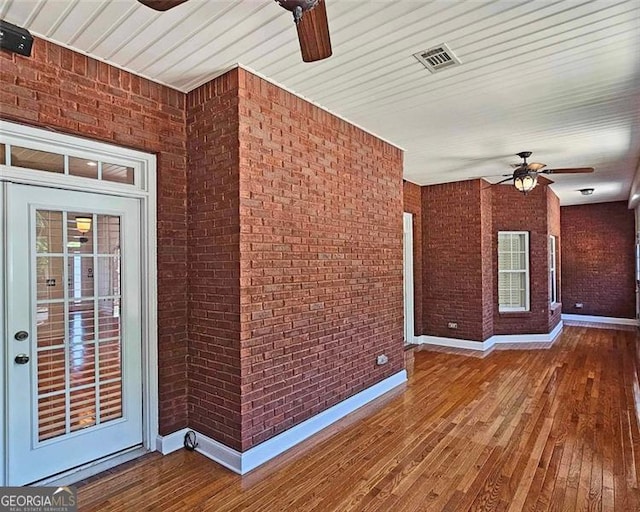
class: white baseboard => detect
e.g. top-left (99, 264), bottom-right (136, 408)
top-left (155, 370), bottom-right (407, 475)
top-left (491, 320), bottom-right (564, 345)
top-left (156, 427), bottom-right (190, 455)
top-left (561, 314), bottom-right (638, 327)
top-left (414, 321), bottom-right (563, 353)
top-left (414, 334), bottom-right (491, 352)
top-left (195, 433), bottom-right (243, 473)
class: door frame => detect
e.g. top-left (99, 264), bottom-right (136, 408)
top-left (0, 120), bottom-right (158, 486)
top-left (403, 212), bottom-right (415, 344)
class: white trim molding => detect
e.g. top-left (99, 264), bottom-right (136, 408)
top-left (156, 370), bottom-right (407, 475)
top-left (414, 321), bottom-right (564, 354)
top-left (156, 428), bottom-right (190, 456)
top-left (403, 213), bottom-right (414, 344)
top-left (0, 120), bottom-right (158, 486)
top-left (562, 314), bottom-right (638, 327)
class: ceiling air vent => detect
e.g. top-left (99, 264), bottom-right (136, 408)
top-left (414, 43), bottom-right (461, 73)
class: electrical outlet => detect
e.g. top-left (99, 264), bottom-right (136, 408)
top-left (376, 354), bottom-right (388, 366)
top-left (575, 303), bottom-right (583, 309)
top-left (448, 322), bottom-right (458, 329)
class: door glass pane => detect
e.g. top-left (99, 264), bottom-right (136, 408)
top-left (67, 213), bottom-right (94, 254)
top-left (11, 146), bottom-right (64, 173)
top-left (35, 208), bottom-right (124, 442)
top-left (37, 302), bottom-right (65, 348)
top-left (69, 301), bottom-right (95, 344)
top-left (97, 257), bottom-right (120, 296)
top-left (69, 342), bottom-right (96, 387)
top-left (98, 298), bottom-right (120, 340)
top-left (37, 348), bottom-right (65, 394)
top-left (36, 211), bottom-right (63, 253)
top-left (37, 256), bottom-right (64, 300)
top-left (100, 380), bottom-right (122, 422)
top-left (0, 143), bottom-right (5, 164)
top-left (99, 340), bottom-right (121, 380)
top-left (97, 216), bottom-right (120, 254)
top-left (67, 256), bottom-right (95, 298)
top-left (70, 387), bottom-right (96, 432)
top-left (38, 394), bottom-right (66, 441)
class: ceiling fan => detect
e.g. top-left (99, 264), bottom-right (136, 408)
top-left (137, 0), bottom-right (332, 62)
top-left (496, 151), bottom-right (594, 194)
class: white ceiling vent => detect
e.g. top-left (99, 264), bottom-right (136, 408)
top-left (414, 44), bottom-right (461, 73)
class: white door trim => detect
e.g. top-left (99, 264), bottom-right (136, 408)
top-left (0, 121), bottom-right (158, 486)
top-left (0, 183), bottom-right (6, 487)
top-left (403, 212), bottom-right (415, 344)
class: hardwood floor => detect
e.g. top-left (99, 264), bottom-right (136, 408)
top-left (78, 326), bottom-right (640, 511)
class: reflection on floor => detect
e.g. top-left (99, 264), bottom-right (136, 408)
top-left (78, 326), bottom-right (640, 511)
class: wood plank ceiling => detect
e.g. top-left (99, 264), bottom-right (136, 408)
top-left (2, 0), bottom-right (639, 206)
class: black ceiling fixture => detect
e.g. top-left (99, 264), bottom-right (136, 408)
top-left (496, 151), bottom-right (594, 195)
top-left (137, 0), bottom-right (332, 63)
top-left (0, 19), bottom-right (34, 57)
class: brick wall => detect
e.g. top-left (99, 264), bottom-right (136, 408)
top-left (186, 71), bottom-right (242, 449)
top-left (416, 179), bottom-right (560, 341)
top-left (403, 181), bottom-right (423, 335)
top-left (492, 182), bottom-right (558, 335)
top-left (561, 201), bottom-right (635, 318)
top-left (421, 180), bottom-right (488, 341)
top-left (237, 69), bottom-right (404, 450)
top-left (0, 38), bottom-right (189, 435)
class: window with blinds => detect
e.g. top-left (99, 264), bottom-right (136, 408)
top-left (498, 231), bottom-right (530, 311)
top-left (549, 235), bottom-right (558, 304)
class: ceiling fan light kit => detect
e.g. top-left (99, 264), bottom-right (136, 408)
top-left (499, 151), bottom-right (594, 196)
top-left (514, 170), bottom-right (538, 194)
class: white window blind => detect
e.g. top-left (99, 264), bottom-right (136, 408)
top-left (498, 231), bottom-right (530, 311)
top-left (549, 235), bottom-right (558, 304)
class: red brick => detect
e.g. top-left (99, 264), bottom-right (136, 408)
top-left (1, 37), bottom-right (188, 435)
top-left (561, 201), bottom-right (634, 318)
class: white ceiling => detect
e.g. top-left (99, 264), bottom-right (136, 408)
top-left (2, 0), bottom-right (639, 206)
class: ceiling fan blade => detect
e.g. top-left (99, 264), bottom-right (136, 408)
top-left (296, 0), bottom-right (332, 62)
top-left (542, 167), bottom-right (594, 174)
top-left (495, 177), bottom-right (513, 185)
top-left (510, 163), bottom-right (522, 169)
top-left (137, 0), bottom-right (189, 11)
top-left (526, 162), bottom-right (546, 171)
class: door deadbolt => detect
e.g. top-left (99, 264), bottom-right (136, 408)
top-left (14, 331), bottom-right (28, 341)
top-left (14, 354), bottom-right (30, 364)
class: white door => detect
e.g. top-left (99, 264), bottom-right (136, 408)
top-left (403, 213), bottom-right (414, 344)
top-left (5, 183), bottom-right (143, 485)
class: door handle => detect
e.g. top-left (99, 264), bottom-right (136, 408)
top-left (14, 354), bottom-right (30, 364)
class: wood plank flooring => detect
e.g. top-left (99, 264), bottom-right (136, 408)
top-left (78, 326), bottom-right (640, 511)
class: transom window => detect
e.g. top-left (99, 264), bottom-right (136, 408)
top-left (498, 231), bottom-right (530, 312)
top-left (0, 138), bottom-right (142, 189)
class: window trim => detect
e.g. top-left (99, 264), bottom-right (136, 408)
top-left (549, 235), bottom-right (559, 305)
top-left (498, 231), bottom-right (530, 312)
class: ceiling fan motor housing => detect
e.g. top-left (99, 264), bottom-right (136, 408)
top-left (276, 0), bottom-right (320, 12)
top-left (276, 0), bottom-right (320, 21)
